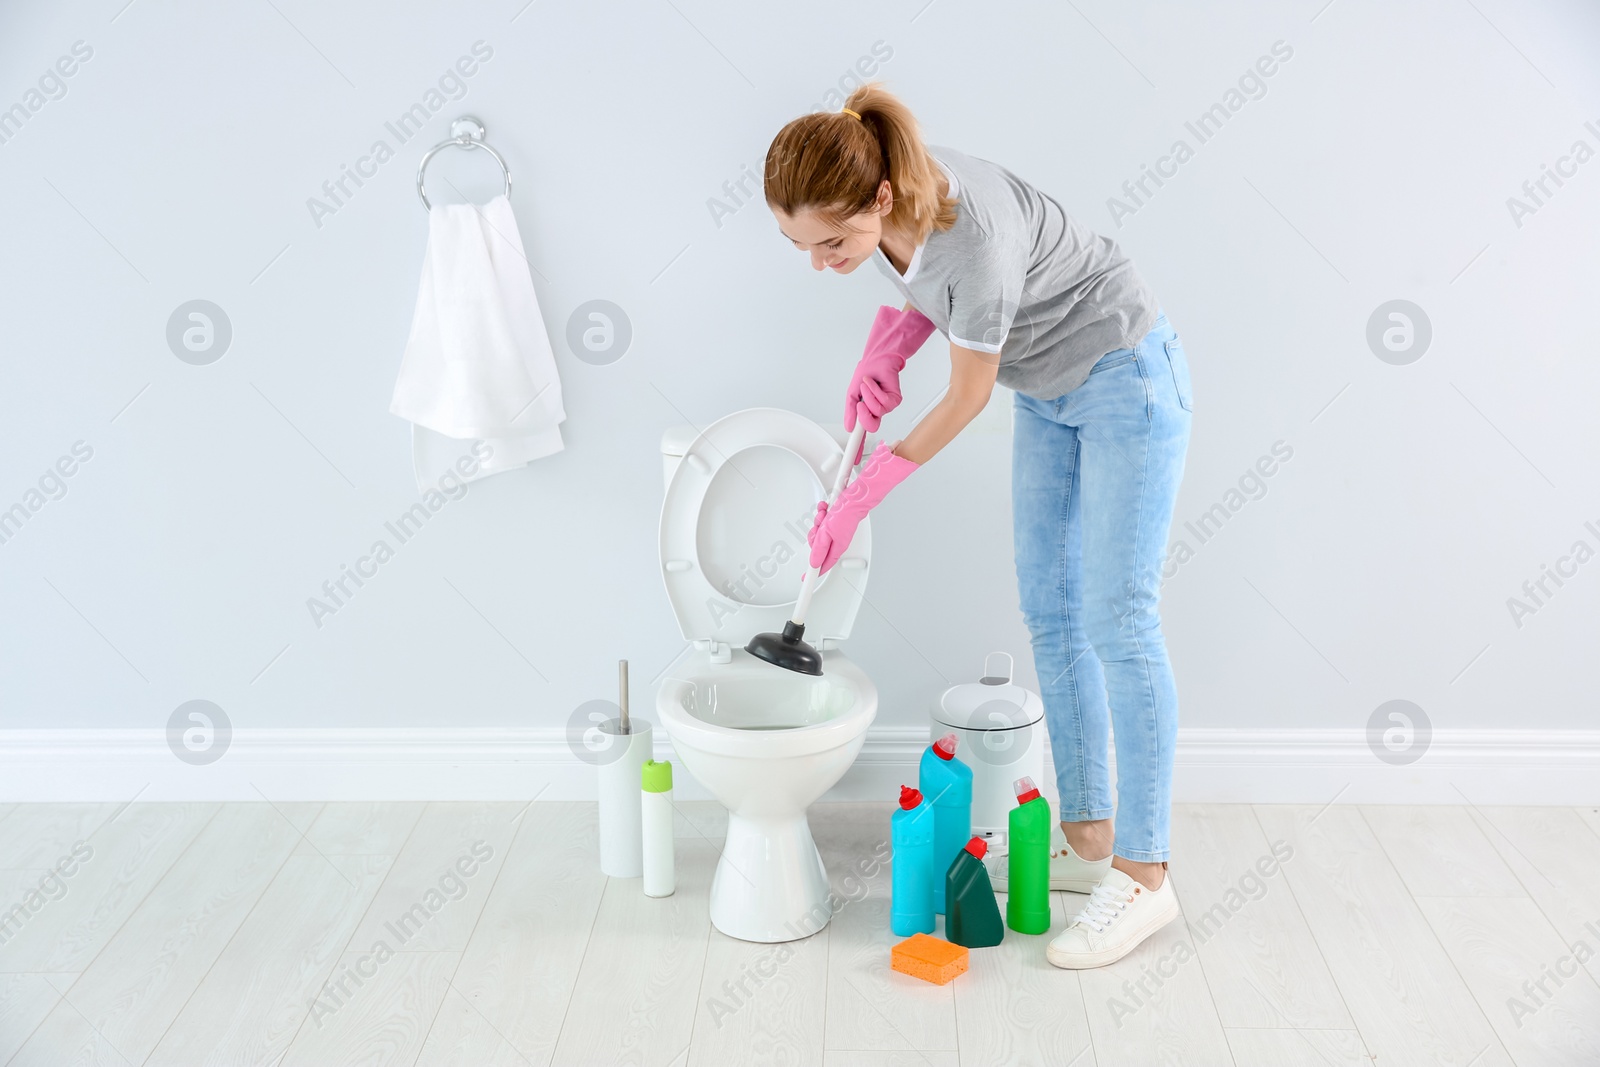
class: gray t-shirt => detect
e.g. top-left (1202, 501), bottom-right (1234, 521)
top-left (871, 144), bottom-right (1161, 401)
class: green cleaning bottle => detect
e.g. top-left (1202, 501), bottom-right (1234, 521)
top-left (944, 836), bottom-right (1004, 948)
top-left (1006, 776), bottom-right (1051, 934)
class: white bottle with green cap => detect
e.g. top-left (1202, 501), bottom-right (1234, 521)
top-left (641, 759), bottom-right (675, 897)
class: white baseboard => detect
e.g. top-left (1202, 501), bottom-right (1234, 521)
top-left (1, 726), bottom-right (1595, 805)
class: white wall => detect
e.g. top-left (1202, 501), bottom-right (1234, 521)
top-left (2, 0), bottom-right (1598, 796)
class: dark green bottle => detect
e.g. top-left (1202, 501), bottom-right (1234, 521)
top-left (944, 836), bottom-right (1004, 948)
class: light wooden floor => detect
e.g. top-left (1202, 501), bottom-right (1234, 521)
top-left (0, 800), bottom-right (1597, 1066)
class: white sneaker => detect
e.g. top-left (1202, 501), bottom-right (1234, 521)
top-left (983, 826), bottom-right (1113, 893)
top-left (1045, 864), bottom-right (1180, 969)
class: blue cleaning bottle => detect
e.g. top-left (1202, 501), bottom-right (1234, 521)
top-left (890, 784), bottom-right (936, 936)
top-left (918, 731), bottom-right (973, 914)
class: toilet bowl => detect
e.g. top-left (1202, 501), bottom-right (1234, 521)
top-left (657, 408), bottom-right (879, 943)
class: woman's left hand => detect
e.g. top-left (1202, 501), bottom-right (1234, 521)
top-left (806, 441), bottom-right (919, 573)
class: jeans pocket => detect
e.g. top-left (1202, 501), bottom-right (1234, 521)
top-left (1089, 351), bottom-right (1136, 375)
top-left (1163, 336), bottom-right (1193, 411)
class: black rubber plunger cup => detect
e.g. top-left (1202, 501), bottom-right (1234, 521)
top-left (745, 420), bottom-right (869, 677)
top-left (744, 619), bottom-right (822, 676)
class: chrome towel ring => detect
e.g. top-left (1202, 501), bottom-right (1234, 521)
top-left (415, 115), bottom-right (511, 211)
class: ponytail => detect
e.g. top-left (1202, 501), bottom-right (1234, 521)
top-left (763, 82), bottom-right (957, 244)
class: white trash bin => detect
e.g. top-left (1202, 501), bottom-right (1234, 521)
top-left (930, 652), bottom-right (1046, 842)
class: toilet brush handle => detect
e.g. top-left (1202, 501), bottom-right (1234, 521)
top-left (618, 659), bottom-right (630, 734)
top-left (790, 420), bottom-right (869, 626)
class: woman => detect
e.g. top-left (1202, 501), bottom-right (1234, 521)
top-left (764, 84), bottom-right (1193, 969)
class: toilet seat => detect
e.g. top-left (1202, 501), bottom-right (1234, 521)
top-left (659, 408), bottom-right (871, 647)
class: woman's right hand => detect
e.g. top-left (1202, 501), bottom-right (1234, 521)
top-left (844, 305), bottom-right (938, 433)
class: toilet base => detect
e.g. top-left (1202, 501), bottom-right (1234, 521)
top-left (710, 810), bottom-right (834, 943)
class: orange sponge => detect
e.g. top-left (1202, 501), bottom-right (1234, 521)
top-left (891, 932), bottom-right (969, 985)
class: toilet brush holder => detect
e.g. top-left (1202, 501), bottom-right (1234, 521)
top-left (597, 719), bottom-right (653, 878)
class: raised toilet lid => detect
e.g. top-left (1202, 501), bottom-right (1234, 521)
top-left (659, 408), bottom-right (871, 646)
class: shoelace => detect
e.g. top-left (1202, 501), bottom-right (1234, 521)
top-left (1071, 882), bottom-right (1134, 933)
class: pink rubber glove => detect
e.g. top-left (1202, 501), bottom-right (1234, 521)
top-left (807, 441), bottom-right (920, 574)
top-left (844, 305), bottom-right (939, 435)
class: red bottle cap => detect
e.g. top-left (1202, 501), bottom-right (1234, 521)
top-left (898, 784), bottom-right (923, 810)
top-left (963, 836), bottom-right (987, 860)
top-left (931, 732), bottom-right (959, 760)
top-left (1014, 775), bottom-right (1041, 805)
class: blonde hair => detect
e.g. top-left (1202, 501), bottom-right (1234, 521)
top-left (763, 82), bottom-right (957, 245)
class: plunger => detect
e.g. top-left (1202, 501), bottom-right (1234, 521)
top-left (744, 417), bottom-right (870, 676)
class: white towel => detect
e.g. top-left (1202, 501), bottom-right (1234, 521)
top-left (391, 193), bottom-right (565, 491)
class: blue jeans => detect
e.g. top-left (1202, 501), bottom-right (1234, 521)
top-left (1011, 310), bottom-right (1192, 863)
